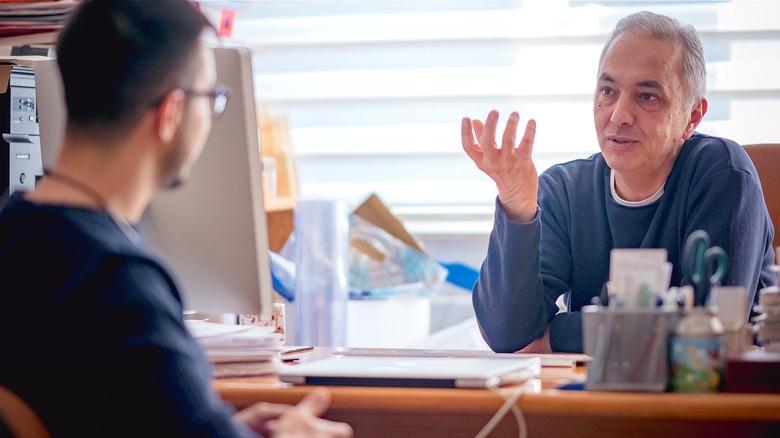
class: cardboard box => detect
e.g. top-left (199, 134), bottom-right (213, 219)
top-left (352, 193), bottom-right (427, 255)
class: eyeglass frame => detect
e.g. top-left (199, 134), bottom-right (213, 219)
top-left (181, 83), bottom-right (232, 120)
top-left (150, 82), bottom-right (232, 121)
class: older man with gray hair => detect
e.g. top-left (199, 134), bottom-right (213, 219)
top-left (462, 11), bottom-right (776, 353)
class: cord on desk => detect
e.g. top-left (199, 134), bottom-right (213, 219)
top-left (475, 379), bottom-right (533, 438)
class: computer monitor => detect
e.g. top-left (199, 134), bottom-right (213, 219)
top-left (34, 57), bottom-right (65, 172)
top-left (139, 46), bottom-right (274, 318)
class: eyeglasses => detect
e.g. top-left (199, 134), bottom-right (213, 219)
top-left (182, 83), bottom-right (232, 121)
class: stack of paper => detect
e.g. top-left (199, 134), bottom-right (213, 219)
top-left (608, 249), bottom-right (671, 308)
top-left (0, 0), bottom-right (78, 44)
top-left (185, 320), bottom-right (284, 377)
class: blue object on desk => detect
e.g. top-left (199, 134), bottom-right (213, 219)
top-left (269, 251), bottom-right (295, 301)
top-left (682, 230), bottom-right (728, 306)
top-left (271, 269), bottom-right (293, 301)
top-left (556, 381), bottom-right (585, 390)
top-left (439, 261), bottom-right (480, 291)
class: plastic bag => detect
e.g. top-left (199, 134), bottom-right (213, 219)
top-left (348, 215), bottom-right (448, 299)
top-left (272, 213), bottom-right (448, 301)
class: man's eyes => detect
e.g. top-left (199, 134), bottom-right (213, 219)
top-left (597, 88), bottom-right (661, 107)
top-left (639, 92), bottom-right (658, 101)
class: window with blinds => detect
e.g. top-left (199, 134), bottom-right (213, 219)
top-left (201, 0), bottom-right (780, 252)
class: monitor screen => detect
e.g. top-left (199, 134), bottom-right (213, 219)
top-left (139, 46), bottom-right (274, 318)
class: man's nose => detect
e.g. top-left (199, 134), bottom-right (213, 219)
top-left (610, 94), bottom-right (635, 127)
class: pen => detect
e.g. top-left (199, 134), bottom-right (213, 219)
top-left (281, 346), bottom-right (314, 356)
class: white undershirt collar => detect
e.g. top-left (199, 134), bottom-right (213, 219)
top-left (610, 169), bottom-right (665, 207)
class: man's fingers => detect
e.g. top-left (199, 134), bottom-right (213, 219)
top-left (479, 110), bottom-right (499, 151)
top-left (461, 117), bottom-right (477, 150)
top-left (472, 119), bottom-right (485, 141)
top-left (233, 401), bottom-right (290, 435)
top-left (519, 119), bottom-right (537, 158)
top-left (294, 387), bottom-right (332, 417)
top-left (245, 402), bottom-right (288, 418)
top-left (502, 112), bottom-right (520, 151)
top-left (313, 418), bottom-right (354, 437)
top-left (266, 416), bottom-right (354, 438)
top-left (462, 111), bottom-right (529, 169)
top-left (461, 118), bottom-right (485, 165)
top-left (265, 388), bottom-right (354, 438)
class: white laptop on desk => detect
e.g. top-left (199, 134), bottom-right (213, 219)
top-left (333, 347), bottom-right (588, 368)
top-left (277, 355), bottom-right (541, 388)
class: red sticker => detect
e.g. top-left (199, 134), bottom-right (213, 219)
top-left (218, 9), bottom-right (235, 38)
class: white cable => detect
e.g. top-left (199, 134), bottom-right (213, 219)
top-left (475, 380), bottom-right (531, 438)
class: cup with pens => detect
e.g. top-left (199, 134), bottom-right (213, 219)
top-left (582, 248), bottom-right (680, 392)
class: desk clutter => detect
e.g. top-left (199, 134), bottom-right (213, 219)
top-left (583, 306), bottom-right (677, 392)
top-left (725, 277), bottom-right (780, 393)
top-left (752, 275), bottom-right (780, 350)
top-left (185, 320), bottom-right (283, 378)
top-left (272, 194), bottom-right (450, 348)
top-left (583, 240), bottom-right (780, 394)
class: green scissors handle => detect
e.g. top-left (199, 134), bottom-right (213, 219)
top-left (682, 230), bottom-right (729, 306)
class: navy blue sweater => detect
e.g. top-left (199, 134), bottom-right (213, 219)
top-left (473, 133), bottom-right (776, 353)
top-left (0, 197), bottom-right (256, 437)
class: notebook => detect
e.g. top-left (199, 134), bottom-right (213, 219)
top-left (278, 355), bottom-right (541, 388)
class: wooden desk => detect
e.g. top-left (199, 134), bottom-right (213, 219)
top-left (214, 352), bottom-right (780, 438)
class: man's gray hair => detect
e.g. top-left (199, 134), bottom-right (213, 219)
top-left (598, 11), bottom-right (706, 109)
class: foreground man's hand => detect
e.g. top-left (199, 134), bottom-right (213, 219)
top-left (235, 387), bottom-right (353, 437)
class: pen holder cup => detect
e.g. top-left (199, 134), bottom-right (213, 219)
top-left (582, 305), bottom-right (679, 392)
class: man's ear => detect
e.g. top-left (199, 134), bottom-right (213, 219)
top-left (155, 89), bottom-right (186, 143)
top-left (683, 98), bottom-right (708, 140)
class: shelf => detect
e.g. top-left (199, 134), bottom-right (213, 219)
top-left (264, 196), bottom-right (295, 212)
top-left (265, 197), bottom-right (295, 253)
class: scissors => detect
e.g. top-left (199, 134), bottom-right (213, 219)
top-left (682, 230), bottom-right (729, 306)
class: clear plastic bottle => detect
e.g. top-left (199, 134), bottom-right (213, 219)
top-left (669, 307), bottom-right (724, 392)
